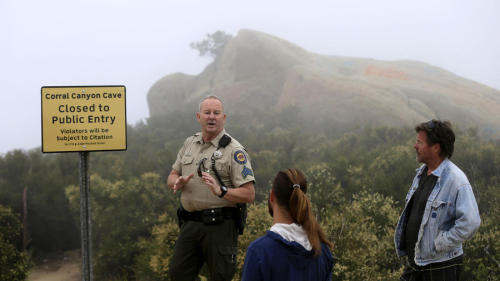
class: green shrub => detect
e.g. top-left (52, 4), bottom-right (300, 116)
top-left (0, 205), bottom-right (28, 281)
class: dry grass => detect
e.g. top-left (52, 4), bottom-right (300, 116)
top-left (28, 250), bottom-right (81, 281)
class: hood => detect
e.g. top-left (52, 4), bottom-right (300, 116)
top-left (268, 224), bottom-right (316, 269)
top-left (270, 223), bottom-right (312, 250)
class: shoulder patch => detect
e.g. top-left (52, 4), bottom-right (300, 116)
top-left (234, 150), bottom-right (247, 164)
top-left (242, 166), bottom-right (254, 178)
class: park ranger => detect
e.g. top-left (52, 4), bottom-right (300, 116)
top-left (167, 95), bottom-right (255, 281)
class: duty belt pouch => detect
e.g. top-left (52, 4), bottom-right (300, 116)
top-left (235, 203), bottom-right (247, 235)
top-left (202, 208), bottom-right (224, 225)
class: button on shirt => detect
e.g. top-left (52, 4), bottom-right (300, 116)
top-left (172, 129), bottom-right (255, 212)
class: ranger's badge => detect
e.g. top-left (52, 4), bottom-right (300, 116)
top-left (213, 150), bottom-right (223, 159)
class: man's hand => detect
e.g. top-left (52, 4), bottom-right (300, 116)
top-left (173, 173), bottom-right (194, 193)
top-left (200, 172), bottom-right (255, 203)
top-left (201, 172), bottom-right (221, 197)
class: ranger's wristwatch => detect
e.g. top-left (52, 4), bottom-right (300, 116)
top-left (219, 185), bottom-right (228, 198)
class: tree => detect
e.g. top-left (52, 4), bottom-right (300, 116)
top-left (190, 31), bottom-right (232, 59)
top-left (65, 172), bottom-right (177, 280)
top-left (0, 149), bottom-right (79, 255)
top-left (305, 163), bottom-right (344, 221)
top-left (0, 205), bottom-right (28, 281)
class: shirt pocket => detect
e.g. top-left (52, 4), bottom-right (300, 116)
top-left (182, 156), bottom-right (194, 165)
top-left (429, 200), bottom-right (449, 235)
top-left (421, 200), bottom-right (447, 257)
top-left (214, 161), bottom-right (230, 180)
top-left (430, 200), bottom-right (447, 219)
top-left (180, 156), bottom-right (194, 174)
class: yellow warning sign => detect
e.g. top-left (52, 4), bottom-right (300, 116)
top-left (41, 86), bottom-right (127, 152)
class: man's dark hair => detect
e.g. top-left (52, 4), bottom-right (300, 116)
top-left (415, 119), bottom-right (455, 158)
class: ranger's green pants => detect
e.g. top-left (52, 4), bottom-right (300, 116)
top-left (169, 219), bottom-right (238, 281)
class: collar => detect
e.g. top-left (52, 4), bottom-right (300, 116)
top-left (195, 129), bottom-right (227, 147)
top-left (270, 223), bottom-right (312, 251)
top-left (416, 158), bottom-right (450, 178)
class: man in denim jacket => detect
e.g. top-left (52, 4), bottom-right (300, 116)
top-left (394, 120), bottom-right (481, 281)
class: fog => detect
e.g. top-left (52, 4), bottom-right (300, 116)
top-left (1, 0), bottom-right (499, 153)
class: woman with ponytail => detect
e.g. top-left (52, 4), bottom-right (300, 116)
top-left (241, 168), bottom-right (333, 281)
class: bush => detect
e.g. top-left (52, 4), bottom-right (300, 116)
top-left (463, 189), bottom-right (500, 281)
top-left (134, 201), bottom-right (273, 281)
top-left (0, 205), bottom-right (28, 281)
top-left (134, 214), bottom-right (179, 280)
top-left (323, 190), bottom-right (404, 281)
top-left (65, 172), bottom-right (176, 280)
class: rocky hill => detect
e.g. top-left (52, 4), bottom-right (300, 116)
top-left (147, 29), bottom-right (500, 137)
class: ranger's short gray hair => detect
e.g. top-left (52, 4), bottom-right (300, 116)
top-left (198, 95), bottom-right (225, 112)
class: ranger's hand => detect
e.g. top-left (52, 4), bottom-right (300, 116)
top-left (201, 172), bottom-right (221, 197)
top-left (173, 173), bottom-right (194, 193)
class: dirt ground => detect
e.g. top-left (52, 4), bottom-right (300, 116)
top-left (28, 250), bottom-right (81, 281)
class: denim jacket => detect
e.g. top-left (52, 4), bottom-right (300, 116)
top-left (394, 158), bottom-right (481, 266)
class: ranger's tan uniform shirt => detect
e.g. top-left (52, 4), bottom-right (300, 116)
top-left (172, 129), bottom-right (255, 212)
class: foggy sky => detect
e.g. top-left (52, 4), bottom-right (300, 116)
top-left (1, 0), bottom-right (499, 153)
